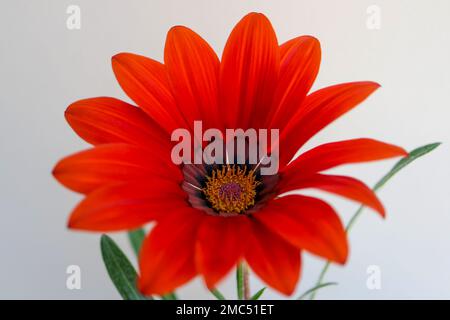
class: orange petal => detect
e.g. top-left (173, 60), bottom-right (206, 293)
top-left (279, 81), bottom-right (381, 166)
top-left (165, 26), bottom-right (220, 130)
top-left (278, 173), bottom-right (385, 216)
top-left (53, 144), bottom-right (181, 194)
top-left (254, 195), bottom-right (348, 264)
top-left (282, 138), bottom-right (408, 178)
top-left (195, 215), bottom-right (250, 288)
top-left (65, 97), bottom-right (170, 148)
top-left (270, 36), bottom-right (321, 128)
top-left (112, 53), bottom-right (188, 133)
top-left (245, 219), bottom-right (301, 295)
top-left (220, 12), bottom-right (279, 129)
top-left (68, 180), bottom-right (187, 232)
top-left (138, 209), bottom-right (204, 295)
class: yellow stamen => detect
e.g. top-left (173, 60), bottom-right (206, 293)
top-left (203, 165), bottom-right (259, 214)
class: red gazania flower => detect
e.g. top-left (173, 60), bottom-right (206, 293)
top-left (53, 12), bottom-right (407, 295)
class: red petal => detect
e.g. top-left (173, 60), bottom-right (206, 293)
top-left (279, 37), bottom-right (300, 58)
top-left (220, 12), bottom-right (279, 129)
top-left (112, 53), bottom-right (188, 133)
top-left (65, 97), bottom-right (170, 148)
top-left (245, 219), bottom-right (301, 295)
top-left (254, 195), bottom-right (348, 264)
top-left (282, 138), bottom-right (407, 178)
top-left (279, 81), bottom-right (381, 166)
top-left (278, 173), bottom-right (385, 216)
top-left (165, 26), bottom-right (220, 130)
top-left (195, 215), bottom-right (250, 288)
top-left (138, 209), bottom-right (204, 295)
top-left (68, 180), bottom-right (187, 232)
top-left (53, 144), bottom-right (181, 194)
top-left (270, 36), bottom-right (321, 128)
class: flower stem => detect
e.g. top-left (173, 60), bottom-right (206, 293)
top-left (309, 143), bottom-right (441, 300)
top-left (236, 263), bottom-right (244, 300)
top-left (243, 263), bottom-right (250, 300)
top-left (309, 261), bottom-right (331, 300)
top-left (236, 262), bottom-right (250, 300)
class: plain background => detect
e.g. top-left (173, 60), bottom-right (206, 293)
top-left (1, 0), bottom-right (449, 299)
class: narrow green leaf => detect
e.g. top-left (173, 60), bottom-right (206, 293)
top-left (128, 228), bottom-right (145, 257)
top-left (346, 142), bottom-right (441, 233)
top-left (310, 143), bottom-right (441, 300)
top-left (298, 282), bottom-right (337, 300)
top-left (250, 287), bottom-right (266, 300)
top-left (236, 263), bottom-right (244, 300)
top-left (162, 292), bottom-right (178, 300)
top-left (100, 235), bottom-right (148, 300)
top-left (210, 288), bottom-right (226, 300)
top-left (373, 142), bottom-right (441, 191)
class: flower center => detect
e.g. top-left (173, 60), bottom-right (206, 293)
top-left (203, 165), bottom-right (259, 214)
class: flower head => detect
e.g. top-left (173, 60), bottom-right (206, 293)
top-left (53, 12), bottom-right (407, 295)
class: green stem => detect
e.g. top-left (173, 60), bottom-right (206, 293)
top-left (309, 262), bottom-right (331, 300)
top-left (237, 262), bottom-right (250, 300)
top-left (236, 263), bottom-right (244, 300)
top-left (243, 263), bottom-right (250, 300)
top-left (309, 206), bottom-right (364, 300)
top-left (309, 142), bottom-right (440, 300)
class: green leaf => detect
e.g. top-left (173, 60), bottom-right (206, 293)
top-left (128, 228), bottom-right (145, 257)
top-left (161, 293), bottom-right (178, 300)
top-left (250, 287), bottom-right (266, 300)
top-left (373, 142), bottom-right (441, 191)
top-left (100, 235), bottom-right (148, 300)
top-left (310, 142), bottom-right (441, 300)
top-left (346, 142), bottom-right (441, 233)
top-left (297, 282), bottom-right (337, 300)
top-left (210, 288), bottom-right (226, 300)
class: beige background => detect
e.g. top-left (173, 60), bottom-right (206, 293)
top-left (0, 0), bottom-right (449, 299)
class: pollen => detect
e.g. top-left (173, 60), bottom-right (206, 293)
top-left (203, 165), bottom-right (259, 214)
